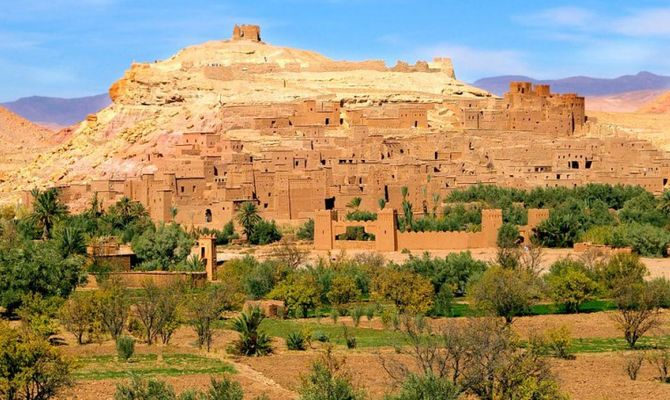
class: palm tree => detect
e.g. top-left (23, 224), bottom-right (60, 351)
top-left (30, 188), bottom-right (68, 240)
top-left (236, 202), bottom-right (261, 240)
top-left (231, 307), bottom-right (272, 356)
top-left (55, 227), bottom-right (86, 258)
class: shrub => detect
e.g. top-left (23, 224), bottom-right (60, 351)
top-left (386, 374), bottom-right (460, 400)
top-left (597, 253), bottom-right (648, 293)
top-left (625, 352), bottom-right (645, 380)
top-left (248, 220), bottom-right (282, 245)
top-left (296, 219), bottom-right (315, 241)
top-left (230, 307), bottom-right (272, 356)
top-left (313, 331), bottom-right (330, 343)
top-left (609, 223), bottom-right (670, 257)
top-left (545, 326), bottom-right (574, 360)
top-left (648, 349), bottom-right (670, 383)
top-left (114, 376), bottom-right (244, 400)
top-left (351, 306), bottom-right (364, 327)
top-left (287, 331), bottom-right (308, 351)
top-left (268, 274), bottom-right (320, 318)
top-left (298, 347), bottom-right (364, 400)
top-left (116, 336), bottom-right (135, 361)
top-left (345, 210), bottom-right (378, 222)
top-left (343, 326), bottom-right (357, 349)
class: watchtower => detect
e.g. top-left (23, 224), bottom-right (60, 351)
top-left (232, 24), bottom-right (261, 42)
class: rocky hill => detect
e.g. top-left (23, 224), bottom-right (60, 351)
top-left (638, 91), bottom-right (670, 113)
top-left (0, 26), bottom-right (490, 197)
top-left (0, 106), bottom-right (63, 182)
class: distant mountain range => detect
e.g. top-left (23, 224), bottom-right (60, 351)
top-left (1, 93), bottom-right (111, 127)
top-left (3, 71), bottom-right (670, 127)
top-left (473, 71), bottom-right (670, 97)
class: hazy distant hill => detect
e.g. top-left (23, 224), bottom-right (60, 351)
top-left (474, 72), bottom-right (670, 97)
top-left (1, 93), bottom-right (111, 127)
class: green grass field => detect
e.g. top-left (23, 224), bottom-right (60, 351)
top-left (74, 353), bottom-right (235, 380)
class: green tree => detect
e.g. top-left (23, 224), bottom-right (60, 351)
top-left (470, 265), bottom-right (541, 324)
top-left (373, 269), bottom-right (433, 314)
top-left (0, 324), bottom-right (72, 400)
top-left (96, 279), bottom-right (130, 340)
top-left (131, 223), bottom-right (195, 271)
top-left (327, 275), bottom-right (361, 313)
top-left (545, 260), bottom-right (600, 313)
top-left (236, 202), bottom-right (261, 240)
top-left (230, 307), bottom-right (273, 356)
top-left (0, 238), bottom-right (86, 313)
top-left (184, 284), bottom-right (241, 352)
top-left (134, 282), bottom-right (180, 345)
top-left (612, 280), bottom-right (663, 348)
top-left (378, 198), bottom-right (387, 210)
top-left (59, 291), bottom-right (98, 344)
top-left (269, 274), bottom-right (321, 318)
top-left (29, 188), bottom-right (68, 240)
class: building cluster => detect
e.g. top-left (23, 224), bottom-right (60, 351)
top-left (36, 77), bottom-right (670, 231)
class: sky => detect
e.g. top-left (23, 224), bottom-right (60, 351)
top-left (1, 0), bottom-right (670, 102)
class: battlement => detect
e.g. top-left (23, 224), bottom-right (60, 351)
top-left (232, 24), bottom-right (261, 42)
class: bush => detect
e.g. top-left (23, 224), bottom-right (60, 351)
top-left (545, 326), bottom-right (574, 360)
top-left (287, 331), bottom-right (308, 351)
top-left (625, 352), bottom-right (644, 380)
top-left (351, 306), bottom-right (364, 327)
top-left (343, 326), bottom-right (357, 349)
top-left (115, 376), bottom-right (244, 400)
top-left (327, 275), bottom-right (361, 313)
top-left (387, 374), bottom-right (460, 400)
top-left (313, 331), bottom-right (330, 343)
top-left (345, 210), bottom-right (378, 222)
top-left (116, 336), bottom-right (135, 361)
top-left (298, 347), bottom-right (364, 400)
top-left (248, 220), bottom-right (282, 245)
top-left (609, 223), bottom-right (670, 257)
top-left (648, 349), bottom-right (670, 383)
top-left (296, 219), bottom-right (315, 241)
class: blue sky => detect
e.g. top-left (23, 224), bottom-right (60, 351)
top-left (2, 0), bottom-right (670, 102)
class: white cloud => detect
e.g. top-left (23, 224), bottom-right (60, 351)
top-left (518, 6), bottom-right (595, 29)
top-left (613, 8), bottom-right (670, 37)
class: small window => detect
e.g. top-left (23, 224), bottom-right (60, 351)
top-left (205, 209), bottom-right (212, 223)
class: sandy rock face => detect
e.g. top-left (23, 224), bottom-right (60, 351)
top-left (109, 39), bottom-right (482, 107)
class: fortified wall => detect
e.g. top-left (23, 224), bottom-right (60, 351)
top-left (313, 208), bottom-right (549, 252)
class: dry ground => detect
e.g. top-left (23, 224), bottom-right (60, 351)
top-left (56, 308), bottom-right (670, 400)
